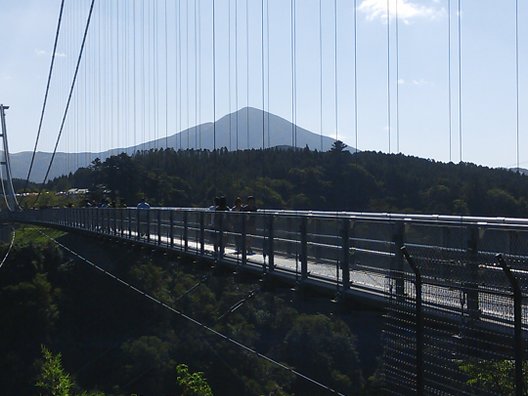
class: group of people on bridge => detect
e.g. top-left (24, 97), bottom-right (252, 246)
top-left (210, 195), bottom-right (258, 257)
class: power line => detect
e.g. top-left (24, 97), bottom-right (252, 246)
top-left (24, 0), bottom-right (66, 191)
top-left (34, 0), bottom-right (97, 206)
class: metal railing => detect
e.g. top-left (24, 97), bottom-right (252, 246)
top-left (11, 207), bottom-right (528, 395)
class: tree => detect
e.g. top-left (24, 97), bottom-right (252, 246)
top-left (35, 345), bottom-right (73, 396)
top-left (330, 140), bottom-right (347, 152)
top-left (176, 364), bottom-right (213, 396)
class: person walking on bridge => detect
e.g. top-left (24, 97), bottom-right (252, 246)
top-left (137, 198), bottom-right (150, 238)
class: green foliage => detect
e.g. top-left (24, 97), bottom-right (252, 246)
top-left (35, 345), bottom-right (73, 396)
top-left (46, 148), bottom-right (528, 216)
top-left (459, 359), bottom-right (528, 395)
top-left (176, 364), bottom-right (213, 396)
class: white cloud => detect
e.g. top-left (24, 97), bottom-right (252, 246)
top-left (358, 0), bottom-right (443, 23)
top-left (35, 49), bottom-right (67, 58)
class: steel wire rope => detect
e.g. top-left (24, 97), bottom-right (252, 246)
top-left (229, 0), bottom-right (233, 151)
top-left (354, 0), bottom-right (358, 153)
top-left (261, 0), bottom-right (265, 150)
top-left (178, 0), bottom-right (182, 150)
top-left (334, 0), bottom-right (338, 143)
top-left (246, 0), bottom-right (249, 149)
top-left (34, 0), bottom-right (97, 207)
top-left (165, 0), bottom-right (169, 150)
top-left (0, 227), bottom-right (16, 271)
top-left (386, 0), bottom-right (391, 153)
top-left (186, 0), bottom-right (190, 149)
top-left (319, 0), bottom-right (323, 151)
top-left (235, 0), bottom-right (239, 150)
top-left (395, 0), bottom-right (400, 153)
top-left (448, 0), bottom-right (452, 162)
top-left (198, 0), bottom-right (202, 149)
top-left (457, 0), bottom-right (462, 162)
top-left (117, 0), bottom-right (121, 152)
top-left (38, 228), bottom-right (347, 396)
top-left (24, 0), bottom-right (66, 192)
top-left (266, 0), bottom-right (270, 149)
top-left (213, 0), bottom-right (217, 193)
top-left (291, 0), bottom-right (296, 148)
top-left (133, 0), bottom-right (137, 153)
top-left (515, 0), bottom-right (520, 171)
top-left (194, 0), bottom-right (198, 150)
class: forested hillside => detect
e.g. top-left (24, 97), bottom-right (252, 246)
top-left (46, 144), bottom-right (528, 217)
top-left (0, 227), bottom-right (377, 395)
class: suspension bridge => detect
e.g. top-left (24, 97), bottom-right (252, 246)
top-left (1, 1), bottom-right (527, 394)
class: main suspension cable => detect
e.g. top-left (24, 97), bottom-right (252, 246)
top-left (24, 0), bottom-right (66, 191)
top-left (34, 0), bottom-right (97, 206)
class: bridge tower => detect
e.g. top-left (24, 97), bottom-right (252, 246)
top-left (0, 105), bottom-right (20, 211)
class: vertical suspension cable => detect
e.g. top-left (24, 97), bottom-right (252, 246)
top-left (235, 0), bottom-right (239, 150)
top-left (386, 0), bottom-right (391, 153)
top-left (334, 0), bottom-right (338, 143)
top-left (178, 0), bottom-right (182, 150)
top-left (354, 0), bottom-right (358, 153)
top-left (291, 0), bottom-right (296, 148)
top-left (319, 0), bottom-right (323, 151)
top-left (165, 0), bottom-right (169, 149)
top-left (25, 0), bottom-right (65, 191)
top-left (213, 0), bottom-right (216, 153)
top-left (266, 0), bottom-right (270, 148)
top-left (35, 0), bottom-right (97, 201)
top-left (448, 0), bottom-right (452, 162)
top-left (457, 0), bottom-right (462, 162)
top-left (133, 0), bottom-right (137, 153)
top-left (198, 0), bottom-right (202, 149)
top-left (515, 0), bottom-right (520, 171)
top-left (194, 0), bottom-right (198, 149)
top-left (261, 0), bottom-right (265, 150)
top-left (229, 0), bottom-right (232, 150)
top-left (246, 0), bottom-right (250, 149)
top-left (186, 0), bottom-right (190, 149)
top-left (395, 0), bottom-right (400, 153)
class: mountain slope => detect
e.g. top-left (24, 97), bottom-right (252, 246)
top-left (11, 107), bottom-right (356, 183)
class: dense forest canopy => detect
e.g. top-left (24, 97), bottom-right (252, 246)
top-left (44, 144), bottom-right (528, 217)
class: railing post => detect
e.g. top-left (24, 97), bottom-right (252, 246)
top-left (127, 208), bottom-right (132, 239)
top-left (120, 208), bottom-right (124, 237)
top-left (341, 219), bottom-right (351, 290)
top-left (300, 217), bottom-right (308, 280)
top-left (199, 211), bottom-right (204, 254)
top-left (146, 209), bottom-right (151, 242)
top-left (401, 246), bottom-right (424, 396)
top-left (170, 210), bottom-right (175, 248)
top-left (183, 211), bottom-right (189, 252)
top-left (392, 222), bottom-right (405, 299)
top-left (157, 209), bottom-right (161, 245)
top-left (466, 226), bottom-right (480, 320)
top-left (267, 215), bottom-right (274, 271)
top-left (496, 254), bottom-right (524, 396)
top-left (241, 213), bottom-right (247, 266)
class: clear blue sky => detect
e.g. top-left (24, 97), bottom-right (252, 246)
top-left (0, 0), bottom-right (526, 168)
